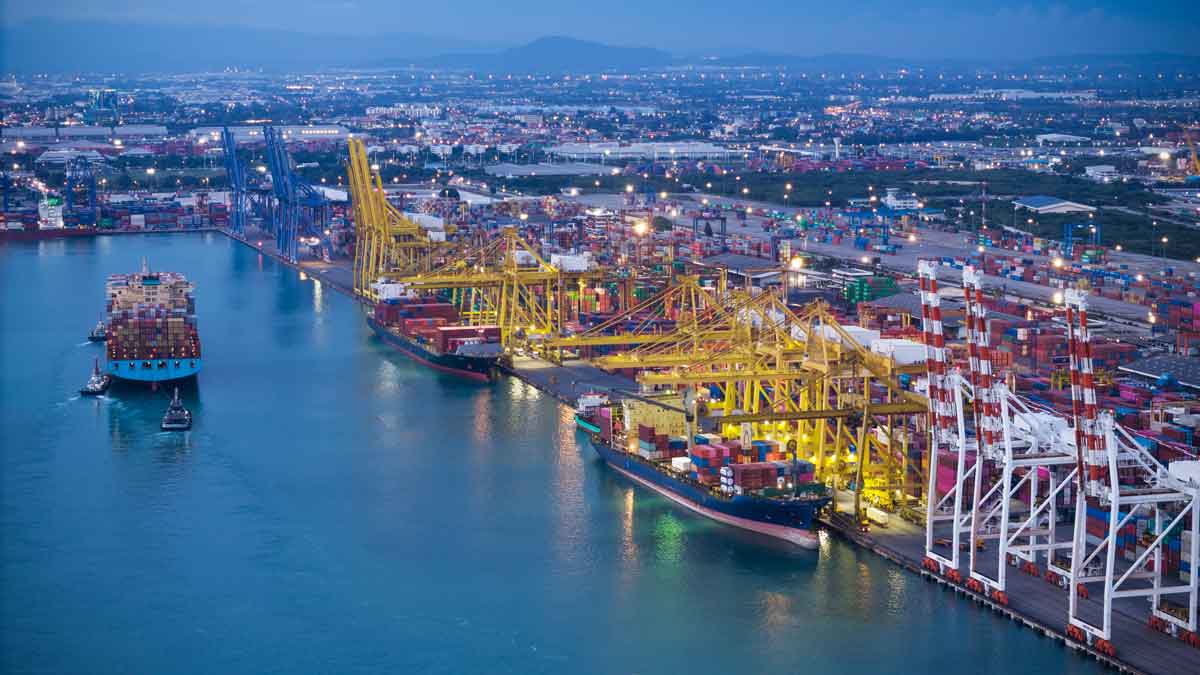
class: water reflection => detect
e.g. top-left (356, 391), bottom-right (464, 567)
top-left (884, 568), bottom-right (908, 616)
top-left (652, 512), bottom-right (683, 567)
top-left (312, 278), bottom-right (323, 315)
top-left (552, 407), bottom-right (587, 569)
top-left (620, 488), bottom-right (638, 565)
top-left (758, 591), bottom-right (794, 637)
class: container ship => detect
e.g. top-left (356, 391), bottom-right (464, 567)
top-left (576, 393), bottom-right (831, 548)
top-left (367, 295), bottom-right (504, 382)
top-left (104, 263), bottom-right (201, 383)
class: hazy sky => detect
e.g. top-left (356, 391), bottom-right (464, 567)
top-left (4, 0), bottom-right (1197, 58)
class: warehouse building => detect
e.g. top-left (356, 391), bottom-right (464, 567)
top-left (547, 141), bottom-right (732, 162)
top-left (188, 125), bottom-right (350, 145)
top-left (1, 125), bottom-right (168, 141)
top-left (1013, 195), bottom-right (1097, 215)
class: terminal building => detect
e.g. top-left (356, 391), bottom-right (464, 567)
top-left (0, 125), bottom-right (168, 142)
top-left (188, 125), bottom-right (350, 145)
top-left (1013, 195), bottom-right (1097, 215)
top-left (547, 141), bottom-right (733, 162)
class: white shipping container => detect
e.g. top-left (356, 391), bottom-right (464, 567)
top-left (374, 282), bottom-right (412, 300)
top-left (671, 457), bottom-right (691, 473)
top-left (1168, 460), bottom-right (1200, 486)
top-left (866, 507), bottom-right (890, 527)
top-left (871, 338), bottom-right (926, 365)
top-left (841, 325), bottom-right (880, 349)
top-left (550, 253), bottom-right (591, 272)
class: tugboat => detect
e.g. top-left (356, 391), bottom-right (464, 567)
top-left (87, 320), bottom-right (107, 342)
top-left (160, 388), bottom-right (192, 431)
top-left (79, 358), bottom-right (112, 396)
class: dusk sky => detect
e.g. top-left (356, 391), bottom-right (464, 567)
top-left (3, 0), bottom-right (1197, 59)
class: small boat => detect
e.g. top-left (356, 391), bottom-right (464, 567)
top-left (79, 358), bottom-right (112, 396)
top-left (87, 320), bottom-right (107, 342)
top-left (160, 388), bottom-right (192, 431)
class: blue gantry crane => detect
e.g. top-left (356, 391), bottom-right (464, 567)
top-left (1062, 220), bottom-right (1100, 259)
top-left (221, 126), bottom-right (247, 235)
top-left (64, 156), bottom-right (98, 226)
top-left (263, 126), bottom-right (330, 262)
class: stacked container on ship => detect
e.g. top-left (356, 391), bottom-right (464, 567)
top-left (104, 262), bottom-right (201, 383)
top-left (576, 393), bottom-right (831, 548)
top-left (367, 284), bottom-right (504, 382)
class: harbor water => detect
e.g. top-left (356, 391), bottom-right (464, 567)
top-left (1, 234), bottom-right (1101, 673)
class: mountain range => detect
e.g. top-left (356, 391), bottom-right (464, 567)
top-left (1, 20), bottom-right (1196, 75)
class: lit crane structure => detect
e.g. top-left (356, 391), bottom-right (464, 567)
top-left (922, 262), bottom-right (1081, 602)
top-left (918, 261), bottom-right (1200, 655)
top-left (64, 156), bottom-right (97, 226)
top-left (588, 288), bottom-right (771, 371)
top-left (1183, 127), bottom-right (1200, 182)
top-left (221, 126), bottom-right (246, 236)
top-left (388, 228), bottom-right (591, 352)
top-left (1063, 288), bottom-right (1199, 656)
top-left (598, 289), bottom-right (928, 515)
top-left (263, 126), bottom-right (330, 263)
top-left (347, 137), bottom-right (454, 300)
top-left (1062, 221), bottom-right (1100, 259)
top-left (543, 275), bottom-right (724, 357)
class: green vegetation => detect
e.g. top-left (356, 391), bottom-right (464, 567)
top-left (489, 168), bottom-right (1165, 212)
top-left (967, 199), bottom-right (1200, 262)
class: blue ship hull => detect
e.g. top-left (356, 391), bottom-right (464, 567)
top-left (107, 358), bottom-right (201, 383)
top-left (583, 433), bottom-right (829, 548)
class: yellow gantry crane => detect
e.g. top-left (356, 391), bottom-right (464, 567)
top-left (347, 138), bottom-right (448, 300)
top-left (389, 228), bottom-right (593, 352)
top-left (543, 275), bottom-right (726, 358)
top-left (601, 291), bottom-right (928, 519)
top-left (1184, 127), bottom-right (1200, 178)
